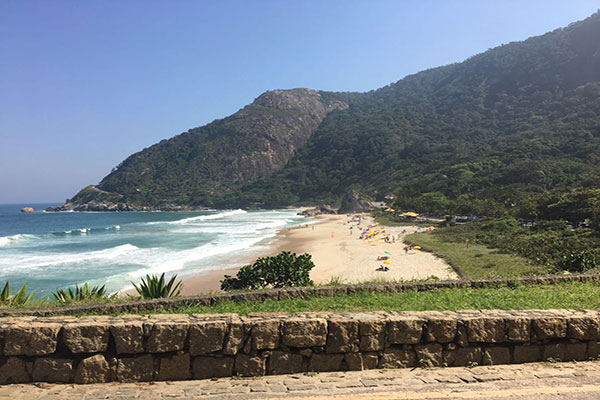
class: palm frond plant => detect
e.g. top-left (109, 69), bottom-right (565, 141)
top-left (0, 281), bottom-right (35, 306)
top-left (132, 273), bottom-right (183, 299)
top-left (52, 283), bottom-right (108, 305)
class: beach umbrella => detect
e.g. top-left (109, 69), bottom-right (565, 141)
top-left (384, 251), bottom-right (392, 256)
top-left (413, 246), bottom-right (422, 250)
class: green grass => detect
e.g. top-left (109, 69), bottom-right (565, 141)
top-left (0, 293), bottom-right (141, 310)
top-left (37, 281), bottom-right (600, 317)
top-left (4, 280), bottom-right (599, 317)
top-left (404, 232), bottom-right (549, 279)
top-left (142, 281), bottom-right (600, 315)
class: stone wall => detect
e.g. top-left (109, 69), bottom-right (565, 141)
top-left (1, 309), bottom-right (600, 384)
top-left (1, 273), bottom-right (599, 317)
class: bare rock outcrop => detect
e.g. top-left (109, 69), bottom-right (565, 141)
top-left (338, 190), bottom-right (372, 214)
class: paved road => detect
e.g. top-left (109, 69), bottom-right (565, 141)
top-left (2, 361), bottom-right (600, 399)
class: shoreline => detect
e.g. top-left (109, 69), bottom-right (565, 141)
top-left (172, 217), bottom-right (326, 296)
top-left (175, 214), bottom-right (458, 296)
top-left (119, 211), bottom-right (320, 297)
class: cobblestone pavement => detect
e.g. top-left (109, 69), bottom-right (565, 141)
top-left (2, 361), bottom-right (600, 399)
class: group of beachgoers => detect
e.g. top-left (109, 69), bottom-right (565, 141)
top-left (343, 213), bottom-right (424, 273)
top-left (344, 212), bottom-right (442, 274)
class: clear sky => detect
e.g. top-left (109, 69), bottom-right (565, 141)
top-left (1, 0), bottom-right (598, 204)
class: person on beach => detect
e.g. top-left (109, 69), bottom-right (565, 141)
top-left (404, 246), bottom-right (409, 254)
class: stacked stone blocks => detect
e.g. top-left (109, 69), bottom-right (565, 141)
top-left (0, 309), bottom-right (599, 384)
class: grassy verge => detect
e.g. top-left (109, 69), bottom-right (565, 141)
top-left (105, 281), bottom-right (600, 316)
top-left (404, 232), bottom-right (549, 279)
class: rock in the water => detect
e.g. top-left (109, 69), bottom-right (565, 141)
top-left (21, 207), bottom-right (34, 213)
top-left (338, 190), bottom-right (372, 214)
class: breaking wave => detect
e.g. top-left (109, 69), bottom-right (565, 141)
top-left (0, 234), bottom-right (37, 247)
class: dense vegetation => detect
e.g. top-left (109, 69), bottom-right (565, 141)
top-left (404, 228), bottom-right (548, 279)
top-left (221, 251), bottom-right (314, 291)
top-left (53, 283), bottom-right (110, 305)
top-left (0, 282), bottom-right (34, 306)
top-left (65, 12), bottom-right (600, 217)
top-left (231, 12), bottom-right (600, 211)
top-left (132, 273), bottom-right (183, 299)
top-left (407, 217), bottom-right (600, 276)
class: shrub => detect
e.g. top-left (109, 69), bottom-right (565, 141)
top-left (132, 273), bottom-right (183, 299)
top-left (52, 283), bottom-right (108, 305)
top-left (221, 251), bottom-right (315, 291)
top-left (556, 249), bottom-right (598, 273)
top-left (0, 281), bottom-right (35, 306)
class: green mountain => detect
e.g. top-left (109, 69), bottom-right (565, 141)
top-left (56, 12), bottom-right (600, 213)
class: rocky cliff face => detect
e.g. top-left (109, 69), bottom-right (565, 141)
top-left (55, 89), bottom-right (347, 210)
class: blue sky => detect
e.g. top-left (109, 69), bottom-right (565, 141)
top-left (1, 0), bottom-right (598, 204)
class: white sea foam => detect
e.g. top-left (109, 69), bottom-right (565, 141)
top-left (126, 234), bottom-right (268, 279)
top-left (152, 209), bottom-right (247, 225)
top-left (0, 243), bottom-right (140, 271)
top-left (0, 234), bottom-right (37, 246)
top-left (170, 218), bottom-right (288, 235)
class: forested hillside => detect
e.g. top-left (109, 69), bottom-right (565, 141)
top-left (60, 12), bottom-right (600, 214)
top-left (226, 12), bottom-right (600, 214)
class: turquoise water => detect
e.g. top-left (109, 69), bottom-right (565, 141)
top-left (0, 204), bottom-right (308, 298)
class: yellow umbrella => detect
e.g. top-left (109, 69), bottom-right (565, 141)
top-left (403, 212), bottom-right (419, 217)
top-left (413, 246), bottom-right (422, 250)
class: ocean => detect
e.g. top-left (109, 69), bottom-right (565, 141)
top-left (0, 204), bottom-right (308, 298)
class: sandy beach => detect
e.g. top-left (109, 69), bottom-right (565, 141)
top-left (175, 214), bottom-right (458, 296)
